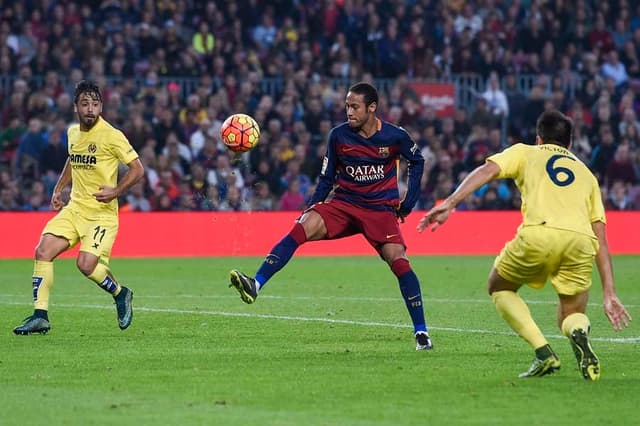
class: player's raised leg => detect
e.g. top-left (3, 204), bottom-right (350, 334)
top-left (488, 269), bottom-right (560, 377)
top-left (13, 234), bottom-right (69, 335)
top-left (229, 211), bottom-right (320, 303)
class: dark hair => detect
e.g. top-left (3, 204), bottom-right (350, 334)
top-left (73, 80), bottom-right (103, 104)
top-left (536, 110), bottom-right (573, 147)
top-left (348, 82), bottom-right (378, 107)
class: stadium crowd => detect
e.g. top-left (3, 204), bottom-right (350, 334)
top-left (1, 0), bottom-right (640, 212)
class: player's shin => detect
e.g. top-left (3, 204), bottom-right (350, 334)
top-left (392, 259), bottom-right (427, 333)
top-left (255, 223), bottom-right (306, 289)
top-left (492, 290), bottom-right (548, 349)
top-left (88, 263), bottom-right (121, 296)
top-left (33, 260), bottom-right (54, 316)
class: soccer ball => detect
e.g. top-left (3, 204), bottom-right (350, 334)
top-left (220, 113), bottom-right (260, 153)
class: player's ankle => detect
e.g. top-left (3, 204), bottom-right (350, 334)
top-left (34, 309), bottom-right (49, 320)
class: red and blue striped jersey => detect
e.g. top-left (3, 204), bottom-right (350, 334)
top-left (309, 119), bottom-right (424, 212)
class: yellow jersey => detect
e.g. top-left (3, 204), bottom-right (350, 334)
top-left (487, 143), bottom-right (605, 238)
top-left (66, 116), bottom-right (138, 216)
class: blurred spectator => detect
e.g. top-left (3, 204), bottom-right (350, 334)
top-left (605, 143), bottom-right (638, 187)
top-left (189, 116), bottom-right (213, 157)
top-left (521, 85), bottom-right (546, 141)
top-left (250, 181), bottom-right (276, 211)
top-left (176, 180), bottom-right (197, 211)
top-left (590, 125), bottom-right (618, 180)
top-left (178, 93), bottom-right (207, 137)
top-left (0, 116), bottom-right (26, 167)
top-left (589, 12), bottom-right (616, 53)
top-left (601, 50), bottom-right (629, 89)
top-left (280, 158), bottom-right (311, 197)
top-left (188, 162), bottom-right (209, 206)
top-left (504, 74), bottom-right (527, 138)
top-left (477, 186), bottom-right (507, 210)
top-left (191, 20), bottom-right (215, 60)
top-left (125, 113), bottom-right (154, 152)
top-left (481, 71), bottom-right (509, 122)
top-left (21, 180), bottom-right (48, 211)
top-left (606, 180), bottom-right (636, 210)
top-left (12, 117), bottom-right (47, 183)
top-left (454, 4), bottom-right (482, 38)
top-left (618, 108), bottom-right (640, 139)
top-left (470, 97), bottom-right (496, 129)
top-left (200, 185), bottom-right (221, 211)
top-left (124, 182), bottom-right (152, 212)
top-left (155, 170), bottom-right (180, 206)
top-left (252, 14), bottom-right (277, 53)
top-left (219, 185), bottom-right (249, 211)
top-left (278, 179), bottom-right (306, 211)
top-left (0, 186), bottom-right (20, 210)
top-left (41, 123), bottom-right (67, 195)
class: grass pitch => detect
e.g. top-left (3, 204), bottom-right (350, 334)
top-left (1, 256), bottom-right (638, 425)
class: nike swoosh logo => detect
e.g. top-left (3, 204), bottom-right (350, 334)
top-left (386, 234), bottom-right (398, 239)
top-left (408, 295), bottom-right (420, 301)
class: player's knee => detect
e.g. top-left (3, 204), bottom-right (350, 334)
top-left (34, 245), bottom-right (49, 261)
top-left (76, 258), bottom-right (97, 276)
top-left (390, 257), bottom-right (411, 277)
top-left (487, 268), bottom-right (520, 295)
top-left (381, 244), bottom-right (406, 265)
top-left (299, 212), bottom-right (326, 241)
top-left (289, 222), bottom-right (308, 244)
top-left (487, 280), bottom-right (503, 296)
top-left (35, 244), bottom-right (56, 261)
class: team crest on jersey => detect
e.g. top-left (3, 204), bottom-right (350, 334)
top-left (378, 147), bottom-right (390, 158)
top-left (88, 143), bottom-right (97, 154)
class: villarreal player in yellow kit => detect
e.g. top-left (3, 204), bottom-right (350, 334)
top-left (13, 80), bottom-right (144, 335)
top-left (419, 110), bottom-right (631, 381)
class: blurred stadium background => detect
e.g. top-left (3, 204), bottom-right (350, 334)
top-left (1, 0), bottom-right (640, 213)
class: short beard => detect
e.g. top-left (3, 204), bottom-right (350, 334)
top-left (80, 115), bottom-right (98, 129)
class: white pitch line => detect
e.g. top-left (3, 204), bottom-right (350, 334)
top-left (0, 293), bottom-right (636, 308)
top-left (1, 300), bottom-right (638, 344)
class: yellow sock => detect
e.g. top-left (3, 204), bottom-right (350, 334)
top-left (561, 313), bottom-right (590, 337)
top-left (492, 290), bottom-right (548, 350)
top-left (33, 260), bottom-right (54, 310)
top-left (88, 263), bottom-right (121, 296)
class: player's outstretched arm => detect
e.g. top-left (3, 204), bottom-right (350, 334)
top-left (93, 158), bottom-right (145, 203)
top-left (418, 161), bottom-right (500, 232)
top-left (592, 220), bottom-right (632, 331)
top-left (51, 158), bottom-right (72, 210)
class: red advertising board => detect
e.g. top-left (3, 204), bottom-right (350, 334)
top-left (410, 82), bottom-right (456, 117)
top-left (0, 211), bottom-right (638, 258)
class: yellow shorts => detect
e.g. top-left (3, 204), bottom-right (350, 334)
top-left (494, 225), bottom-right (598, 295)
top-left (42, 206), bottom-right (119, 264)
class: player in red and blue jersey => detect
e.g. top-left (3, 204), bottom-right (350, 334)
top-left (229, 82), bottom-right (433, 350)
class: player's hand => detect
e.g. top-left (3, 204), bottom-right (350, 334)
top-left (396, 204), bottom-right (410, 223)
top-left (93, 185), bottom-right (120, 203)
top-left (417, 201), bottom-right (453, 233)
top-left (604, 294), bottom-right (632, 331)
top-left (50, 192), bottom-right (65, 211)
